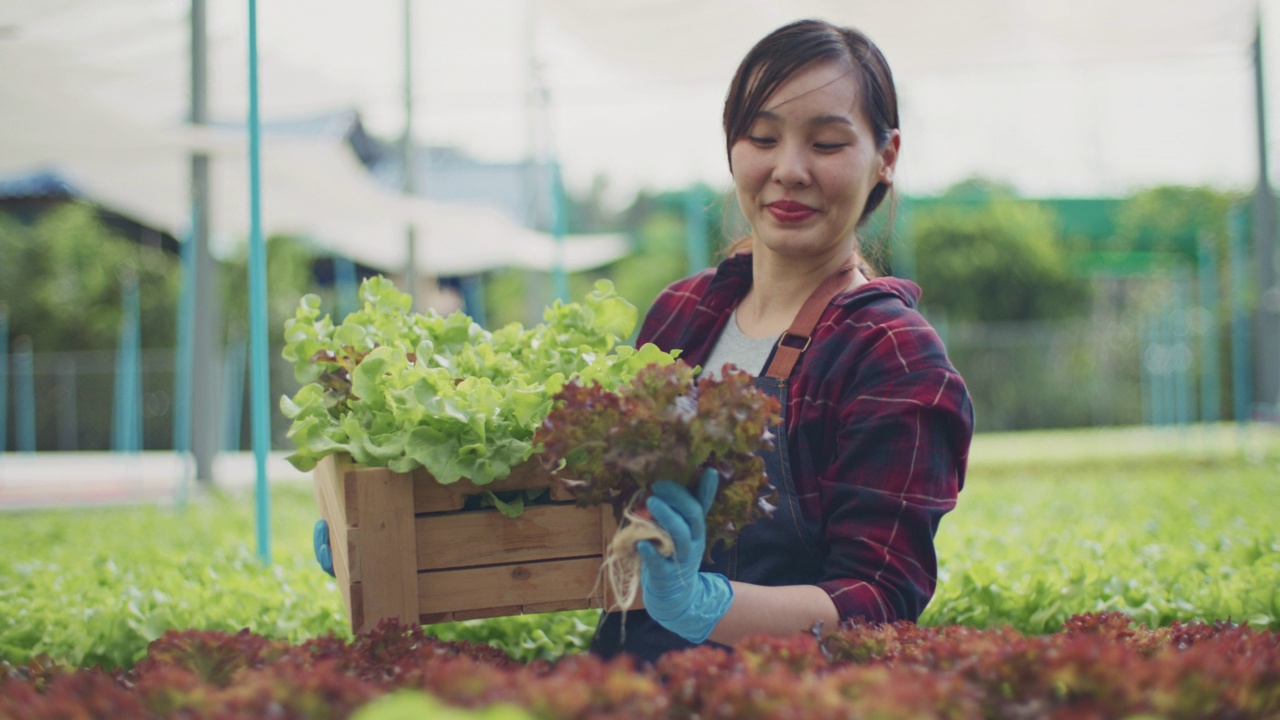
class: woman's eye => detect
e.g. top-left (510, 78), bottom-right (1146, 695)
top-left (747, 136), bottom-right (776, 146)
top-left (814, 142), bottom-right (848, 151)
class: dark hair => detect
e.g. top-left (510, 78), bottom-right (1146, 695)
top-left (722, 19), bottom-right (899, 260)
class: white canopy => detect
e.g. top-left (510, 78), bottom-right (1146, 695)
top-left (0, 34), bottom-right (627, 276)
top-left (0, 0), bottom-right (1272, 203)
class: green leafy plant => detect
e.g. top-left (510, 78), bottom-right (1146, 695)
top-left (279, 277), bottom-right (677, 484)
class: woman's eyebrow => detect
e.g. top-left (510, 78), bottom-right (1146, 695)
top-left (754, 109), bottom-right (854, 128)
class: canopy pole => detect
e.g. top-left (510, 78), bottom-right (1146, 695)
top-left (246, 0), bottom-right (271, 566)
top-left (112, 272), bottom-right (142, 453)
top-left (550, 159), bottom-right (568, 301)
top-left (190, 0), bottom-right (222, 486)
top-left (173, 223), bottom-right (195, 508)
top-left (1251, 15), bottom-right (1280, 417)
top-left (401, 0), bottom-right (418, 311)
top-left (0, 306), bottom-right (7, 453)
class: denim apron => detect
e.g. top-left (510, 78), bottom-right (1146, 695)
top-left (591, 264), bottom-right (853, 663)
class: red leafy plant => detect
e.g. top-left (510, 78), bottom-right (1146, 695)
top-left (3, 615), bottom-right (1279, 719)
top-left (536, 361), bottom-right (782, 610)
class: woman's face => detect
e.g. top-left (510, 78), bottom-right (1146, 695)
top-left (730, 60), bottom-right (899, 263)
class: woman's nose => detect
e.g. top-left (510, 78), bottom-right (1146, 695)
top-left (771, 141), bottom-right (811, 187)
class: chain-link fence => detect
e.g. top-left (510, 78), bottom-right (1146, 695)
top-left (2, 347), bottom-right (300, 453)
top-left (0, 313), bottom-right (1254, 449)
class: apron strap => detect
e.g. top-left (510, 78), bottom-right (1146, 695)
top-left (763, 261), bottom-right (855, 380)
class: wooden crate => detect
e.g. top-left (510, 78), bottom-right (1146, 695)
top-left (313, 454), bottom-right (637, 634)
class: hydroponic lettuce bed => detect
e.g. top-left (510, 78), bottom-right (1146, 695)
top-left (2, 613), bottom-right (1277, 719)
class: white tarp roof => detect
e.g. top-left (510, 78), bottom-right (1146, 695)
top-left (0, 0), bottom-right (1272, 205)
top-left (0, 27), bottom-right (627, 276)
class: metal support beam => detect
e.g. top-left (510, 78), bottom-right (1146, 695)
top-left (1251, 20), bottom-right (1280, 416)
top-left (401, 0), bottom-right (419, 311)
top-left (190, 0), bottom-right (222, 483)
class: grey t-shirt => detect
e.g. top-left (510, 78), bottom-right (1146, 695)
top-left (701, 308), bottom-right (777, 379)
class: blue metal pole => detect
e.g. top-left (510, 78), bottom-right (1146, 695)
top-left (1146, 317), bottom-right (1167, 426)
top-left (114, 275), bottom-right (142, 452)
top-left (1146, 312), bottom-right (1157, 422)
top-left (1229, 205), bottom-right (1253, 423)
top-left (1162, 308), bottom-right (1178, 426)
top-left (895, 195), bottom-right (916, 281)
top-left (549, 159), bottom-right (569, 302)
top-left (112, 320), bottom-right (124, 450)
top-left (173, 224), bottom-right (196, 507)
top-left (1197, 236), bottom-right (1221, 424)
top-left (128, 277), bottom-right (142, 451)
top-left (222, 334), bottom-right (246, 452)
top-left (247, 0), bottom-right (271, 565)
top-left (458, 275), bottom-right (488, 328)
top-left (13, 337), bottom-right (35, 452)
top-left (0, 306), bottom-right (8, 452)
top-left (684, 186), bottom-right (709, 273)
top-left (1173, 267), bottom-right (1193, 427)
top-left (334, 255), bottom-right (359, 320)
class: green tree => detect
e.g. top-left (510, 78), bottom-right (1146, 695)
top-left (0, 203), bottom-right (178, 352)
top-left (221, 233), bottom-right (324, 344)
top-left (911, 197), bottom-right (1090, 322)
top-left (1112, 186), bottom-right (1242, 259)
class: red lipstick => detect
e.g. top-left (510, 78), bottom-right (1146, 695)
top-left (766, 200), bottom-right (816, 223)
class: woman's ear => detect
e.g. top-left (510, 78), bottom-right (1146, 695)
top-left (878, 129), bottom-right (901, 185)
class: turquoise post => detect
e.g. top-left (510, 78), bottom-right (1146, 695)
top-left (1229, 205), bottom-right (1252, 423)
top-left (1152, 312), bottom-right (1172, 422)
top-left (1172, 266), bottom-right (1193, 427)
top-left (1197, 235), bottom-right (1221, 423)
top-left (458, 276), bottom-right (488, 328)
top-left (894, 195), bottom-right (916, 281)
top-left (334, 255), bottom-right (359, 320)
top-left (684, 186), bottom-right (709, 273)
top-left (0, 305), bottom-right (7, 452)
top-left (1146, 315), bottom-right (1157, 425)
top-left (1161, 308), bottom-right (1178, 426)
top-left (247, 0), bottom-right (271, 565)
top-left (549, 159), bottom-right (569, 302)
top-left (173, 224), bottom-right (196, 507)
top-left (13, 336), bottom-right (35, 452)
top-left (222, 333), bottom-right (247, 451)
top-left (128, 276), bottom-right (142, 451)
top-left (113, 273), bottom-right (141, 452)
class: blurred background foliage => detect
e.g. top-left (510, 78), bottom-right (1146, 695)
top-left (0, 178), bottom-right (1252, 442)
top-left (0, 202), bottom-right (179, 352)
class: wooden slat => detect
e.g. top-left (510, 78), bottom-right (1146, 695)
top-left (417, 557), bottom-right (601, 615)
top-left (350, 583), bottom-right (365, 633)
top-left (415, 504), bottom-right (602, 571)
top-left (345, 527), bottom-right (362, 582)
top-left (522, 599), bottom-right (594, 614)
top-left (313, 455), bottom-right (355, 623)
top-left (418, 611), bottom-right (453, 625)
top-left (452, 605), bottom-right (524, 621)
top-left (412, 460), bottom-right (557, 514)
top-left (351, 468), bottom-right (419, 633)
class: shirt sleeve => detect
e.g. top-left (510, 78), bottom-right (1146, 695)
top-left (814, 361), bottom-right (973, 624)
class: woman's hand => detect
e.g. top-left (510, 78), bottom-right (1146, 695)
top-left (637, 468), bottom-right (734, 643)
top-left (313, 519), bottom-right (336, 577)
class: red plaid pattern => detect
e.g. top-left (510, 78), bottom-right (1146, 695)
top-left (638, 252), bottom-right (974, 624)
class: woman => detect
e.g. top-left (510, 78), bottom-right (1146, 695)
top-left (590, 18), bottom-right (974, 662)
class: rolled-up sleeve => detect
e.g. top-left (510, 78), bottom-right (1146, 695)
top-left (815, 364), bottom-right (973, 624)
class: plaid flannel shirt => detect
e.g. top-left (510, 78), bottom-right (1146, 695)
top-left (637, 252), bottom-right (974, 624)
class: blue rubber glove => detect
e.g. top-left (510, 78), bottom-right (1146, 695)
top-left (636, 468), bottom-right (733, 644)
top-left (313, 519), bottom-right (336, 577)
